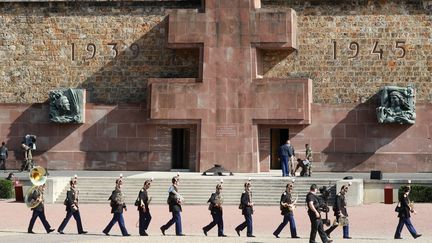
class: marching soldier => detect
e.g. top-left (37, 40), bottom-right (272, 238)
top-left (160, 176), bottom-right (184, 236)
top-left (137, 179), bottom-right (152, 236)
top-left (394, 186), bottom-right (422, 239)
top-left (27, 184), bottom-right (55, 234)
top-left (203, 183), bottom-right (226, 237)
top-left (325, 185), bottom-right (351, 239)
top-left (57, 177), bottom-right (87, 234)
top-left (235, 181), bottom-right (254, 237)
top-left (273, 183), bottom-right (300, 238)
top-left (103, 178), bottom-right (130, 236)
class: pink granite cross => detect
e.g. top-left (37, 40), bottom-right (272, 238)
top-left (149, 0), bottom-right (311, 172)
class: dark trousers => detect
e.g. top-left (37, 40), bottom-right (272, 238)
top-left (236, 213), bottom-right (253, 236)
top-left (273, 213), bottom-right (297, 237)
top-left (28, 210), bottom-right (51, 233)
top-left (309, 215), bottom-right (329, 243)
top-left (203, 210), bottom-right (224, 236)
top-left (161, 211), bottom-right (182, 235)
top-left (0, 158), bottom-right (5, 170)
top-left (281, 156), bottom-right (289, 176)
top-left (395, 217), bottom-right (418, 238)
top-left (58, 210), bottom-right (84, 233)
top-left (139, 210), bottom-right (152, 235)
top-left (103, 212), bottom-right (129, 236)
top-left (325, 214), bottom-right (349, 238)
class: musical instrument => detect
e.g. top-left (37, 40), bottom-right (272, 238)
top-left (25, 166), bottom-right (48, 208)
top-left (284, 193), bottom-right (298, 211)
top-left (339, 216), bottom-right (349, 226)
top-left (215, 193), bottom-right (223, 207)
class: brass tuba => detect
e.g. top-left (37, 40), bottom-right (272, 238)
top-left (24, 166), bottom-right (47, 208)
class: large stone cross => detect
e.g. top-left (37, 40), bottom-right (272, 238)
top-left (149, 0), bottom-right (311, 172)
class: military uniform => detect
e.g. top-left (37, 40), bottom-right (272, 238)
top-left (394, 192), bottom-right (421, 239)
top-left (57, 186), bottom-right (86, 234)
top-left (203, 191), bottom-right (225, 236)
top-left (27, 188), bottom-right (54, 234)
top-left (273, 191), bottom-right (299, 238)
top-left (160, 186), bottom-right (183, 236)
top-left (137, 188), bottom-right (152, 236)
top-left (325, 192), bottom-right (350, 238)
top-left (235, 190), bottom-right (254, 237)
top-left (103, 188), bottom-right (130, 236)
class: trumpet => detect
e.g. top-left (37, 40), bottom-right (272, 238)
top-left (24, 166), bottom-right (48, 208)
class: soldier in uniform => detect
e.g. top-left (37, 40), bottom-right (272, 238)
top-left (235, 181), bottom-right (254, 237)
top-left (27, 184), bottom-right (55, 234)
top-left (273, 183), bottom-right (300, 238)
top-left (203, 183), bottom-right (226, 237)
top-left (103, 178), bottom-right (130, 236)
top-left (57, 177), bottom-right (87, 234)
top-left (137, 179), bottom-right (152, 236)
top-left (325, 185), bottom-right (351, 239)
top-left (306, 184), bottom-right (332, 243)
top-left (160, 176), bottom-right (184, 236)
top-left (394, 186), bottom-right (422, 239)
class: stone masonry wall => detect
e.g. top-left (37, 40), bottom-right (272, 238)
top-left (262, 0), bottom-right (432, 104)
top-left (0, 1), bottom-right (200, 104)
top-left (0, 103), bottom-right (197, 171)
top-left (2, 1), bottom-right (431, 104)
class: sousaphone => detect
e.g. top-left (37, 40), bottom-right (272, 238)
top-left (24, 166), bottom-right (47, 208)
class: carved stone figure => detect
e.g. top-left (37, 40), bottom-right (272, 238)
top-left (376, 86), bottom-right (415, 124)
top-left (49, 88), bottom-right (85, 123)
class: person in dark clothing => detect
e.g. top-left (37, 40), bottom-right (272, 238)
top-left (294, 158), bottom-right (308, 177)
top-left (203, 183), bottom-right (226, 237)
top-left (137, 179), bottom-right (152, 236)
top-left (103, 178), bottom-right (130, 236)
top-left (57, 177), bottom-right (87, 234)
top-left (160, 176), bottom-right (184, 236)
top-left (325, 185), bottom-right (351, 239)
top-left (235, 181), bottom-right (254, 237)
top-left (0, 142), bottom-right (8, 171)
top-left (27, 184), bottom-right (55, 234)
top-left (278, 140), bottom-right (294, 177)
top-left (306, 184), bottom-right (332, 243)
top-left (273, 183), bottom-right (300, 238)
top-left (394, 186), bottom-right (422, 239)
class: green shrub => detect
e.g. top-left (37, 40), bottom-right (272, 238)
top-left (398, 185), bottom-right (432, 202)
top-left (0, 179), bottom-right (13, 199)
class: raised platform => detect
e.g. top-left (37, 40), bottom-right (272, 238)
top-left (7, 170), bottom-right (432, 206)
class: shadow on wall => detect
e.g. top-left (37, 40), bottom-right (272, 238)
top-left (4, 1), bottom-right (200, 171)
top-left (320, 94), bottom-right (410, 172)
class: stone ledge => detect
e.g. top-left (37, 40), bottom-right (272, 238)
top-left (1, 0), bottom-right (189, 2)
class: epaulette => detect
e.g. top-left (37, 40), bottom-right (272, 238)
top-left (140, 189), bottom-right (144, 192)
top-left (283, 192), bottom-right (287, 195)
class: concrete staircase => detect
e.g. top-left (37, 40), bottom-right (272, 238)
top-left (55, 177), bottom-right (337, 206)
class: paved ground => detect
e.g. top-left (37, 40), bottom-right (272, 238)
top-left (0, 200), bottom-right (430, 243)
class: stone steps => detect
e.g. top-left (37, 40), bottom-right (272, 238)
top-left (55, 177), bottom-right (337, 205)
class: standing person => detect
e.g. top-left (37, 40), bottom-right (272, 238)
top-left (137, 180), bottom-right (152, 236)
top-left (325, 185), bottom-right (351, 239)
top-left (278, 140), bottom-right (293, 177)
top-left (160, 176), bottom-right (184, 236)
top-left (27, 184), bottom-right (55, 234)
top-left (289, 142), bottom-right (296, 176)
top-left (394, 186), bottom-right (422, 239)
top-left (305, 144), bottom-right (313, 176)
top-left (306, 184), bottom-right (332, 243)
top-left (0, 142), bottom-right (8, 171)
top-left (235, 181), bottom-right (254, 237)
top-left (57, 177), bottom-right (87, 235)
top-left (203, 183), bottom-right (226, 237)
top-left (103, 178), bottom-right (130, 236)
top-left (273, 183), bottom-right (300, 238)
